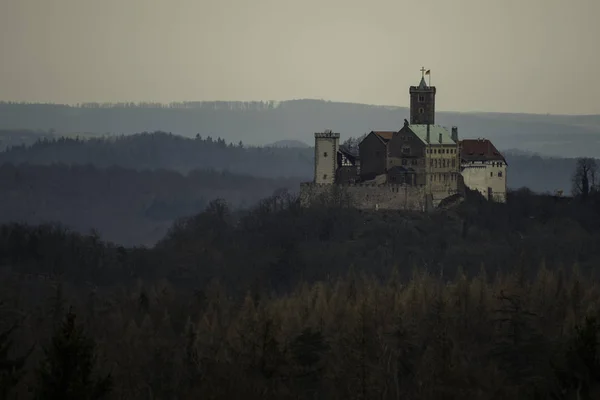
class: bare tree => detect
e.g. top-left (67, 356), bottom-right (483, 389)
top-left (341, 134), bottom-right (367, 153)
top-left (571, 157), bottom-right (598, 198)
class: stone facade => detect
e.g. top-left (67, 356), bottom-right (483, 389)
top-left (410, 76), bottom-right (436, 125)
top-left (300, 183), bottom-right (427, 211)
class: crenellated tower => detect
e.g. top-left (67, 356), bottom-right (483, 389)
top-left (314, 130), bottom-right (340, 184)
top-left (409, 67), bottom-right (436, 125)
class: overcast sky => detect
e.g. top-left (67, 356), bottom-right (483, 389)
top-left (1, 0), bottom-right (599, 115)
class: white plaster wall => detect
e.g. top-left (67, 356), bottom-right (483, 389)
top-left (461, 163), bottom-right (489, 198)
top-left (461, 161), bottom-right (507, 202)
top-left (314, 137), bottom-right (338, 184)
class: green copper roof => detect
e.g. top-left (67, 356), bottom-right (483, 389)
top-left (408, 124), bottom-right (456, 145)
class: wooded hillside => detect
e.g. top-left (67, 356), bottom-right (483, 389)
top-left (2, 190), bottom-right (600, 398)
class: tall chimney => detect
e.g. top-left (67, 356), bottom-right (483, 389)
top-left (426, 124), bottom-right (430, 143)
top-left (451, 126), bottom-right (458, 142)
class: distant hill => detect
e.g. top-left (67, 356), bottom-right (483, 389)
top-left (0, 132), bottom-right (314, 179)
top-left (1, 100), bottom-right (599, 158)
top-left (0, 163), bottom-right (301, 246)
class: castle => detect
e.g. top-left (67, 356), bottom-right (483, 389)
top-left (300, 69), bottom-right (507, 210)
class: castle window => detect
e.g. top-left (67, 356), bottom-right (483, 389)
top-left (412, 159), bottom-right (417, 166)
top-left (498, 171), bottom-right (503, 177)
top-left (323, 174), bottom-right (327, 179)
top-left (402, 158), bottom-right (407, 166)
top-left (402, 147), bottom-right (411, 155)
top-left (324, 152), bottom-right (328, 157)
top-left (419, 95), bottom-right (425, 102)
top-left (490, 172), bottom-right (493, 177)
top-left (418, 107), bottom-right (425, 114)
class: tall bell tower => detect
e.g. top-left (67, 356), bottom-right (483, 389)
top-left (409, 67), bottom-right (436, 125)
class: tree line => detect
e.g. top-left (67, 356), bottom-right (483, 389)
top-left (0, 131), bottom-right (313, 179)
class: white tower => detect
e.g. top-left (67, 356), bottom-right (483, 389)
top-left (314, 130), bottom-right (340, 184)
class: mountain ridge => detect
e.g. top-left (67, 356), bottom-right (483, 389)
top-left (1, 99), bottom-right (599, 158)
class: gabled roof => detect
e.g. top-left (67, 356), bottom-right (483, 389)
top-left (372, 131), bottom-right (395, 143)
top-left (406, 124), bottom-right (455, 145)
top-left (460, 139), bottom-right (506, 163)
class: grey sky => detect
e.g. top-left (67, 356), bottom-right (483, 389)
top-left (1, 0), bottom-right (599, 114)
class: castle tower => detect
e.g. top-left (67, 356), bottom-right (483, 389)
top-left (314, 130), bottom-right (340, 184)
top-left (409, 67), bottom-right (436, 125)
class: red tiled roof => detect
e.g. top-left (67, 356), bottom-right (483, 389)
top-left (372, 131), bottom-right (395, 142)
top-left (460, 139), bottom-right (506, 162)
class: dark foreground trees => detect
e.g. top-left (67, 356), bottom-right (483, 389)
top-left (0, 322), bottom-right (31, 399)
top-left (1, 268), bottom-right (600, 399)
top-left (34, 310), bottom-right (112, 400)
top-left (0, 188), bottom-right (600, 398)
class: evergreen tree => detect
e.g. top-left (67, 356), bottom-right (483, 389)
top-left (0, 323), bottom-right (32, 400)
top-left (34, 309), bottom-right (112, 400)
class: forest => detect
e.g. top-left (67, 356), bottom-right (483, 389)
top-left (0, 131), bottom-right (313, 179)
top-left (2, 187), bottom-right (600, 399)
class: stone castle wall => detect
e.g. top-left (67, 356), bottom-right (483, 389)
top-left (300, 183), bottom-right (429, 211)
top-left (300, 182), bottom-right (461, 211)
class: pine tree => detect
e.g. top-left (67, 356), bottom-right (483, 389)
top-left (0, 323), bottom-right (32, 400)
top-left (34, 309), bottom-right (112, 400)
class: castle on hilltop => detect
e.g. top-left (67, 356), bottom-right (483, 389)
top-left (300, 69), bottom-right (507, 210)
